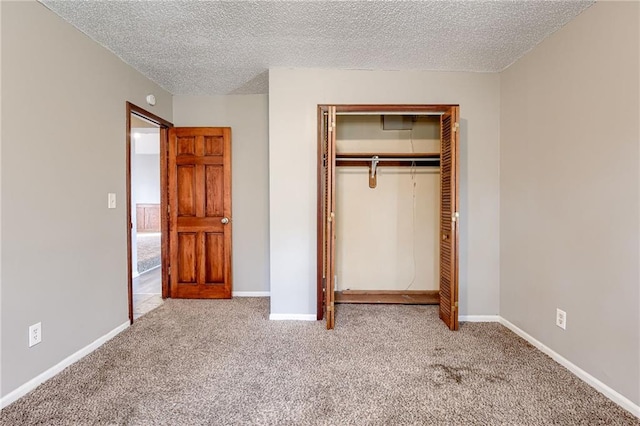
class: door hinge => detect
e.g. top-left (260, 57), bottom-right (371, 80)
top-left (453, 122), bottom-right (459, 132)
top-left (168, 266), bottom-right (171, 276)
top-left (452, 301), bottom-right (458, 311)
top-left (452, 212), bottom-right (459, 223)
top-left (327, 303), bottom-right (334, 312)
top-left (167, 204), bottom-right (170, 215)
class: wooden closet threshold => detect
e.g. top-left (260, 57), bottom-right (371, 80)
top-left (335, 290), bottom-right (439, 305)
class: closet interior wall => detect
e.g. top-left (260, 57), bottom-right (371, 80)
top-left (335, 115), bottom-right (441, 293)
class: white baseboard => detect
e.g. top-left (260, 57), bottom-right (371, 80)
top-left (233, 291), bottom-right (270, 297)
top-left (269, 313), bottom-right (316, 321)
top-left (138, 265), bottom-right (161, 276)
top-left (459, 315), bottom-right (500, 322)
top-left (0, 321), bottom-right (130, 410)
top-left (499, 317), bottom-right (640, 418)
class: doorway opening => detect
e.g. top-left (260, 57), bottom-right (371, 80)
top-left (126, 102), bottom-right (173, 323)
top-left (131, 117), bottom-right (161, 319)
top-left (317, 105), bottom-right (460, 331)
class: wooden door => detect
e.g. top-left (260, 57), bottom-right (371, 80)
top-left (439, 108), bottom-right (460, 330)
top-left (168, 127), bottom-right (232, 299)
top-left (325, 106), bottom-right (337, 329)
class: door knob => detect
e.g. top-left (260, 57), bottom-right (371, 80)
top-left (221, 217), bottom-right (230, 224)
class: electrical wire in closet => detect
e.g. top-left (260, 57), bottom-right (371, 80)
top-left (405, 120), bottom-right (418, 290)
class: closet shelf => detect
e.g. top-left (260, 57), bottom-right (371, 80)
top-left (336, 152), bottom-right (440, 159)
top-left (336, 152), bottom-right (440, 168)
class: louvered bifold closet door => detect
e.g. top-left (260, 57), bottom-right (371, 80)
top-left (325, 106), bottom-right (337, 330)
top-left (439, 108), bottom-right (459, 330)
top-left (317, 108), bottom-right (328, 320)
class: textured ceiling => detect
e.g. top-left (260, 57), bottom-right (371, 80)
top-left (40, 1), bottom-right (594, 95)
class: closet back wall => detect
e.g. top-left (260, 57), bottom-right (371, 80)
top-left (335, 116), bottom-right (440, 291)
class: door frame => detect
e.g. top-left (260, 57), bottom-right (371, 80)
top-left (316, 104), bottom-right (460, 329)
top-left (126, 102), bottom-right (173, 324)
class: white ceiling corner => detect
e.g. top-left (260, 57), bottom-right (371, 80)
top-left (39, 0), bottom-right (594, 96)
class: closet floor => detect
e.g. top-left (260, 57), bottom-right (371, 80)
top-left (335, 290), bottom-right (439, 305)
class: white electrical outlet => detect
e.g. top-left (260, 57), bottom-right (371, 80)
top-left (29, 322), bottom-right (42, 347)
top-left (556, 309), bottom-right (567, 330)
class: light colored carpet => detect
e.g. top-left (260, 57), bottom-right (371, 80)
top-left (136, 233), bottom-right (160, 273)
top-left (1, 299), bottom-right (636, 425)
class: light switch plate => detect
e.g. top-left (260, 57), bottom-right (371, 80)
top-left (108, 193), bottom-right (116, 209)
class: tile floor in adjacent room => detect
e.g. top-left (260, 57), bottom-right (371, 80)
top-left (133, 266), bottom-right (162, 319)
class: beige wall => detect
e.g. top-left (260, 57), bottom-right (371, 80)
top-left (1, 1), bottom-right (172, 399)
top-left (500, 1), bottom-right (640, 405)
top-left (269, 68), bottom-right (500, 316)
top-left (172, 95), bottom-right (270, 294)
top-left (335, 116), bottom-right (440, 291)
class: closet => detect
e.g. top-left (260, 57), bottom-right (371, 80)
top-left (317, 105), bottom-right (460, 330)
